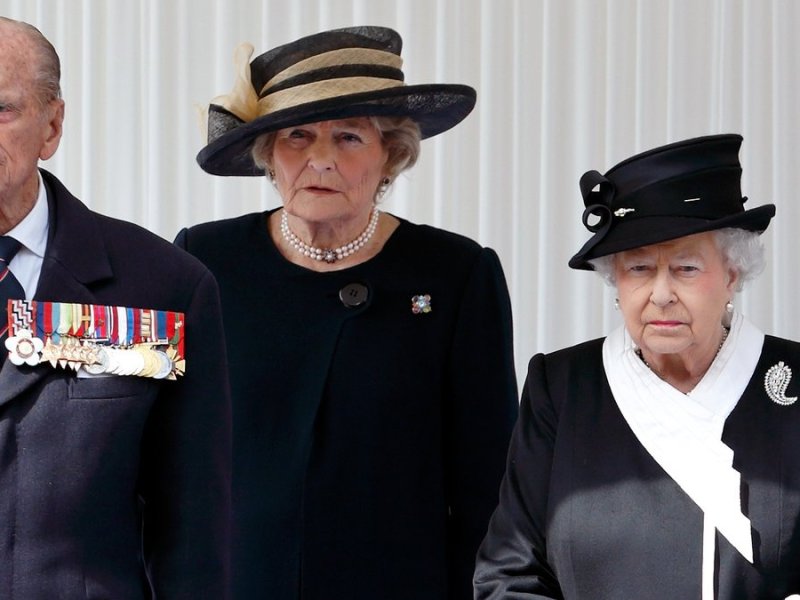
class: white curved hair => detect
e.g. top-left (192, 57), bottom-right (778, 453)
top-left (588, 228), bottom-right (766, 292)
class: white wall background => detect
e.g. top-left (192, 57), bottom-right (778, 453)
top-left (2, 0), bottom-right (798, 382)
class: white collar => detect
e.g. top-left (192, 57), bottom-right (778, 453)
top-left (603, 311), bottom-right (763, 567)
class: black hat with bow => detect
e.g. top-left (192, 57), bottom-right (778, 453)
top-left (569, 134), bottom-right (775, 270)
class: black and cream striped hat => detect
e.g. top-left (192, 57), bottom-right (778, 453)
top-left (197, 26), bottom-right (476, 177)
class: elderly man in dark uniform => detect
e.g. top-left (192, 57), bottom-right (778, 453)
top-left (0, 17), bottom-right (231, 599)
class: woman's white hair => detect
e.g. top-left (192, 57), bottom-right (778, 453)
top-left (588, 228), bottom-right (766, 291)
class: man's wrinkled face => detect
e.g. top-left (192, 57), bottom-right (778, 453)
top-left (0, 23), bottom-right (63, 216)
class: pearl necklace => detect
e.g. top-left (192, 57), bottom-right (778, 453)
top-left (637, 327), bottom-right (729, 373)
top-left (280, 208), bottom-right (380, 264)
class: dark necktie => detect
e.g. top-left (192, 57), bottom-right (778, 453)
top-left (0, 236), bottom-right (25, 358)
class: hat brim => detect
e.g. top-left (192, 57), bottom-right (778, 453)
top-left (197, 84), bottom-right (476, 177)
top-left (568, 203), bottom-right (776, 270)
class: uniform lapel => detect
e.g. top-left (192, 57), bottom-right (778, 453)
top-left (0, 170), bottom-right (113, 407)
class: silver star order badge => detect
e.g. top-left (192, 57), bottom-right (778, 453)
top-left (764, 361), bottom-right (797, 406)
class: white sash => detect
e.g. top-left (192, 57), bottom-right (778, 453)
top-left (603, 312), bottom-right (764, 595)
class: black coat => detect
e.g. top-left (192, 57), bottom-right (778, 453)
top-left (176, 209), bottom-right (519, 599)
top-left (474, 335), bottom-right (800, 599)
top-left (0, 170), bottom-right (231, 599)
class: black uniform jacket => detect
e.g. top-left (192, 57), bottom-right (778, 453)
top-left (475, 335), bottom-right (800, 599)
top-left (176, 209), bottom-right (519, 600)
top-left (0, 170), bottom-right (231, 599)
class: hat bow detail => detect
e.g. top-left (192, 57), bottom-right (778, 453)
top-left (579, 169), bottom-right (616, 237)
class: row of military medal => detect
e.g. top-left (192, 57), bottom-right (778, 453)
top-left (5, 300), bottom-right (186, 380)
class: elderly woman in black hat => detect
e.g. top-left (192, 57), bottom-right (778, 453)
top-left (474, 134), bottom-right (800, 599)
top-left (175, 26), bottom-right (518, 600)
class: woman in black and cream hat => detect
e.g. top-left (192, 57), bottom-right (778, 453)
top-left (175, 26), bottom-right (518, 600)
top-left (475, 134), bottom-right (800, 599)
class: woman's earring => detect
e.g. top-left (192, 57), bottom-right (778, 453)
top-left (268, 169), bottom-right (276, 185)
top-left (614, 298), bottom-right (620, 311)
top-left (377, 177), bottom-right (391, 199)
top-left (725, 300), bottom-right (734, 313)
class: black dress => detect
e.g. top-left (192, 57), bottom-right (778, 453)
top-left (176, 209), bottom-right (518, 599)
top-left (474, 336), bottom-right (800, 599)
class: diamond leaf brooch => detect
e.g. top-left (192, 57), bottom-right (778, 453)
top-left (764, 361), bottom-right (797, 406)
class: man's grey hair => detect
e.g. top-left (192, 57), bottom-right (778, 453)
top-left (0, 17), bottom-right (62, 106)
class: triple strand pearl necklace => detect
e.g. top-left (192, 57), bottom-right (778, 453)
top-left (280, 207), bottom-right (380, 264)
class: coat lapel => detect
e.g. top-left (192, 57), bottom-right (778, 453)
top-left (0, 170), bottom-right (113, 407)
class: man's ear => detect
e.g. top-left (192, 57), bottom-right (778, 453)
top-left (39, 98), bottom-right (64, 161)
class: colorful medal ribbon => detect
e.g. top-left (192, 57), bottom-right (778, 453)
top-left (4, 300), bottom-right (186, 380)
